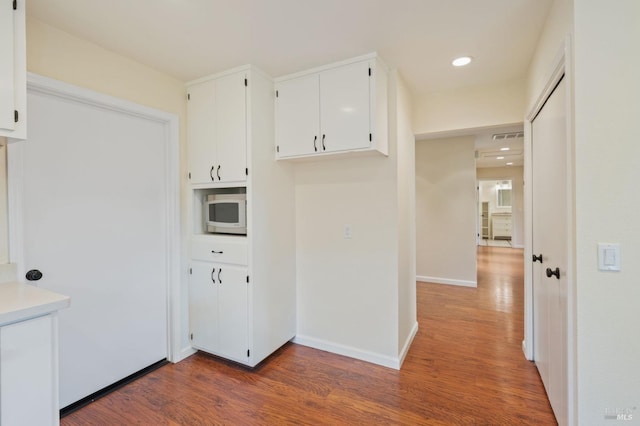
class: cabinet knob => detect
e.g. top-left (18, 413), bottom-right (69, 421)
top-left (313, 135), bottom-right (318, 152)
top-left (26, 269), bottom-right (43, 281)
top-left (546, 267), bottom-right (560, 280)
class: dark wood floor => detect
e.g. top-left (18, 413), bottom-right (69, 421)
top-left (62, 246), bottom-right (556, 425)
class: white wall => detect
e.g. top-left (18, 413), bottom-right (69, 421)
top-left (413, 79), bottom-right (525, 136)
top-left (416, 136), bottom-right (477, 287)
top-left (477, 167), bottom-right (524, 247)
top-left (573, 0), bottom-right (640, 422)
top-left (295, 71), bottom-right (416, 368)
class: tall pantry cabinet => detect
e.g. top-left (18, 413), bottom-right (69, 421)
top-left (186, 66), bottom-right (296, 367)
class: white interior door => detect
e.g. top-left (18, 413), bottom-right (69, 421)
top-left (532, 77), bottom-right (568, 425)
top-left (18, 85), bottom-right (169, 408)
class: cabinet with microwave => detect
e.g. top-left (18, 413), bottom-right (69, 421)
top-left (187, 68), bottom-right (247, 185)
top-left (274, 52), bottom-right (388, 160)
top-left (0, 0), bottom-right (27, 140)
top-left (186, 66), bottom-right (296, 367)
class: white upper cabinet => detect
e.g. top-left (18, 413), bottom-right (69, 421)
top-left (275, 53), bottom-right (388, 159)
top-left (187, 70), bottom-right (247, 185)
top-left (0, 0), bottom-right (26, 140)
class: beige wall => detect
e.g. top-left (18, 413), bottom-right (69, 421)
top-left (295, 72), bottom-right (415, 367)
top-left (0, 142), bottom-right (7, 265)
top-left (413, 79), bottom-right (525, 136)
top-left (416, 136), bottom-right (477, 286)
top-left (477, 167), bottom-right (524, 248)
top-left (394, 72), bottom-right (417, 357)
top-left (25, 17), bottom-right (191, 350)
top-left (573, 0), bottom-right (640, 421)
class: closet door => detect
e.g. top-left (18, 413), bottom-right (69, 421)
top-left (532, 77), bottom-right (568, 425)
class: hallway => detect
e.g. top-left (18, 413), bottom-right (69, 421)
top-left (62, 246), bottom-right (556, 425)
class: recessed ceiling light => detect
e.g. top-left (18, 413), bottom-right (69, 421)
top-left (500, 147), bottom-right (510, 151)
top-left (506, 162), bottom-right (514, 166)
top-left (497, 156), bottom-right (505, 160)
top-left (452, 56), bottom-right (472, 67)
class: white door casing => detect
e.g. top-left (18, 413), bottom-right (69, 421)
top-left (7, 73), bottom-right (181, 408)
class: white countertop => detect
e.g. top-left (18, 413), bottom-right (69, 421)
top-left (0, 282), bottom-right (70, 326)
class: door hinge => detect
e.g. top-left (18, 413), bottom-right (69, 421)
top-left (14, 110), bottom-right (18, 123)
top-left (245, 168), bottom-right (248, 176)
top-left (187, 93), bottom-right (190, 100)
top-left (190, 333), bottom-right (193, 340)
top-left (189, 267), bottom-right (192, 275)
top-left (13, 0), bottom-right (17, 11)
top-left (244, 78), bottom-right (248, 87)
top-left (369, 133), bottom-right (372, 142)
top-left (246, 275), bottom-right (249, 283)
top-left (368, 67), bottom-right (371, 77)
top-left (247, 349), bottom-right (250, 357)
top-left (188, 172), bottom-right (191, 180)
top-left (276, 146), bottom-right (280, 153)
top-left (276, 90), bottom-right (279, 98)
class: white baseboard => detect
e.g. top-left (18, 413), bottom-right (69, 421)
top-left (398, 321), bottom-right (419, 367)
top-left (172, 346), bottom-right (197, 363)
top-left (513, 244), bottom-right (525, 249)
top-left (292, 334), bottom-right (402, 370)
top-left (416, 275), bottom-right (477, 288)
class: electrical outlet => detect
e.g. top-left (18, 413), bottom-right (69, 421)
top-left (344, 224), bottom-right (352, 239)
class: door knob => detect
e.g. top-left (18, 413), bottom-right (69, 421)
top-left (532, 254), bottom-right (543, 263)
top-left (546, 267), bottom-right (560, 279)
top-left (26, 269), bottom-right (43, 281)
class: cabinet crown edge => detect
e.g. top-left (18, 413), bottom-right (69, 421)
top-left (274, 52), bottom-right (387, 83)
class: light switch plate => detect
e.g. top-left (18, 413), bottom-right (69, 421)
top-left (598, 243), bottom-right (621, 271)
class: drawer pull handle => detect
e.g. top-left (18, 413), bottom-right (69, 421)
top-left (211, 267), bottom-right (216, 284)
top-left (212, 250), bottom-right (224, 254)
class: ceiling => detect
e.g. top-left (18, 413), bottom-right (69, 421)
top-left (26, 0), bottom-right (553, 95)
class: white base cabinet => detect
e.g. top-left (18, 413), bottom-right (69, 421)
top-left (275, 52), bottom-right (388, 160)
top-left (1, 315), bottom-right (56, 426)
top-left (189, 259), bottom-right (248, 364)
top-left (187, 66), bottom-right (296, 367)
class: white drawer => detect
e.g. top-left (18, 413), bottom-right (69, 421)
top-left (191, 236), bottom-right (248, 265)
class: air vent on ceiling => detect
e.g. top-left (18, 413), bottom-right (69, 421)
top-left (492, 131), bottom-right (524, 141)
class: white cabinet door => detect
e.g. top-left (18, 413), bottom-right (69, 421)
top-left (320, 60), bottom-right (371, 153)
top-left (1, 315), bottom-right (56, 426)
top-left (0, 1), bottom-right (15, 132)
top-left (217, 264), bottom-right (249, 362)
top-left (0, 0), bottom-right (25, 139)
top-left (189, 260), bottom-right (219, 353)
top-left (216, 72), bottom-right (247, 183)
top-left (188, 80), bottom-right (217, 184)
top-left (275, 74), bottom-right (320, 157)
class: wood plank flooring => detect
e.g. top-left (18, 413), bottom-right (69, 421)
top-left (62, 246), bottom-right (556, 425)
